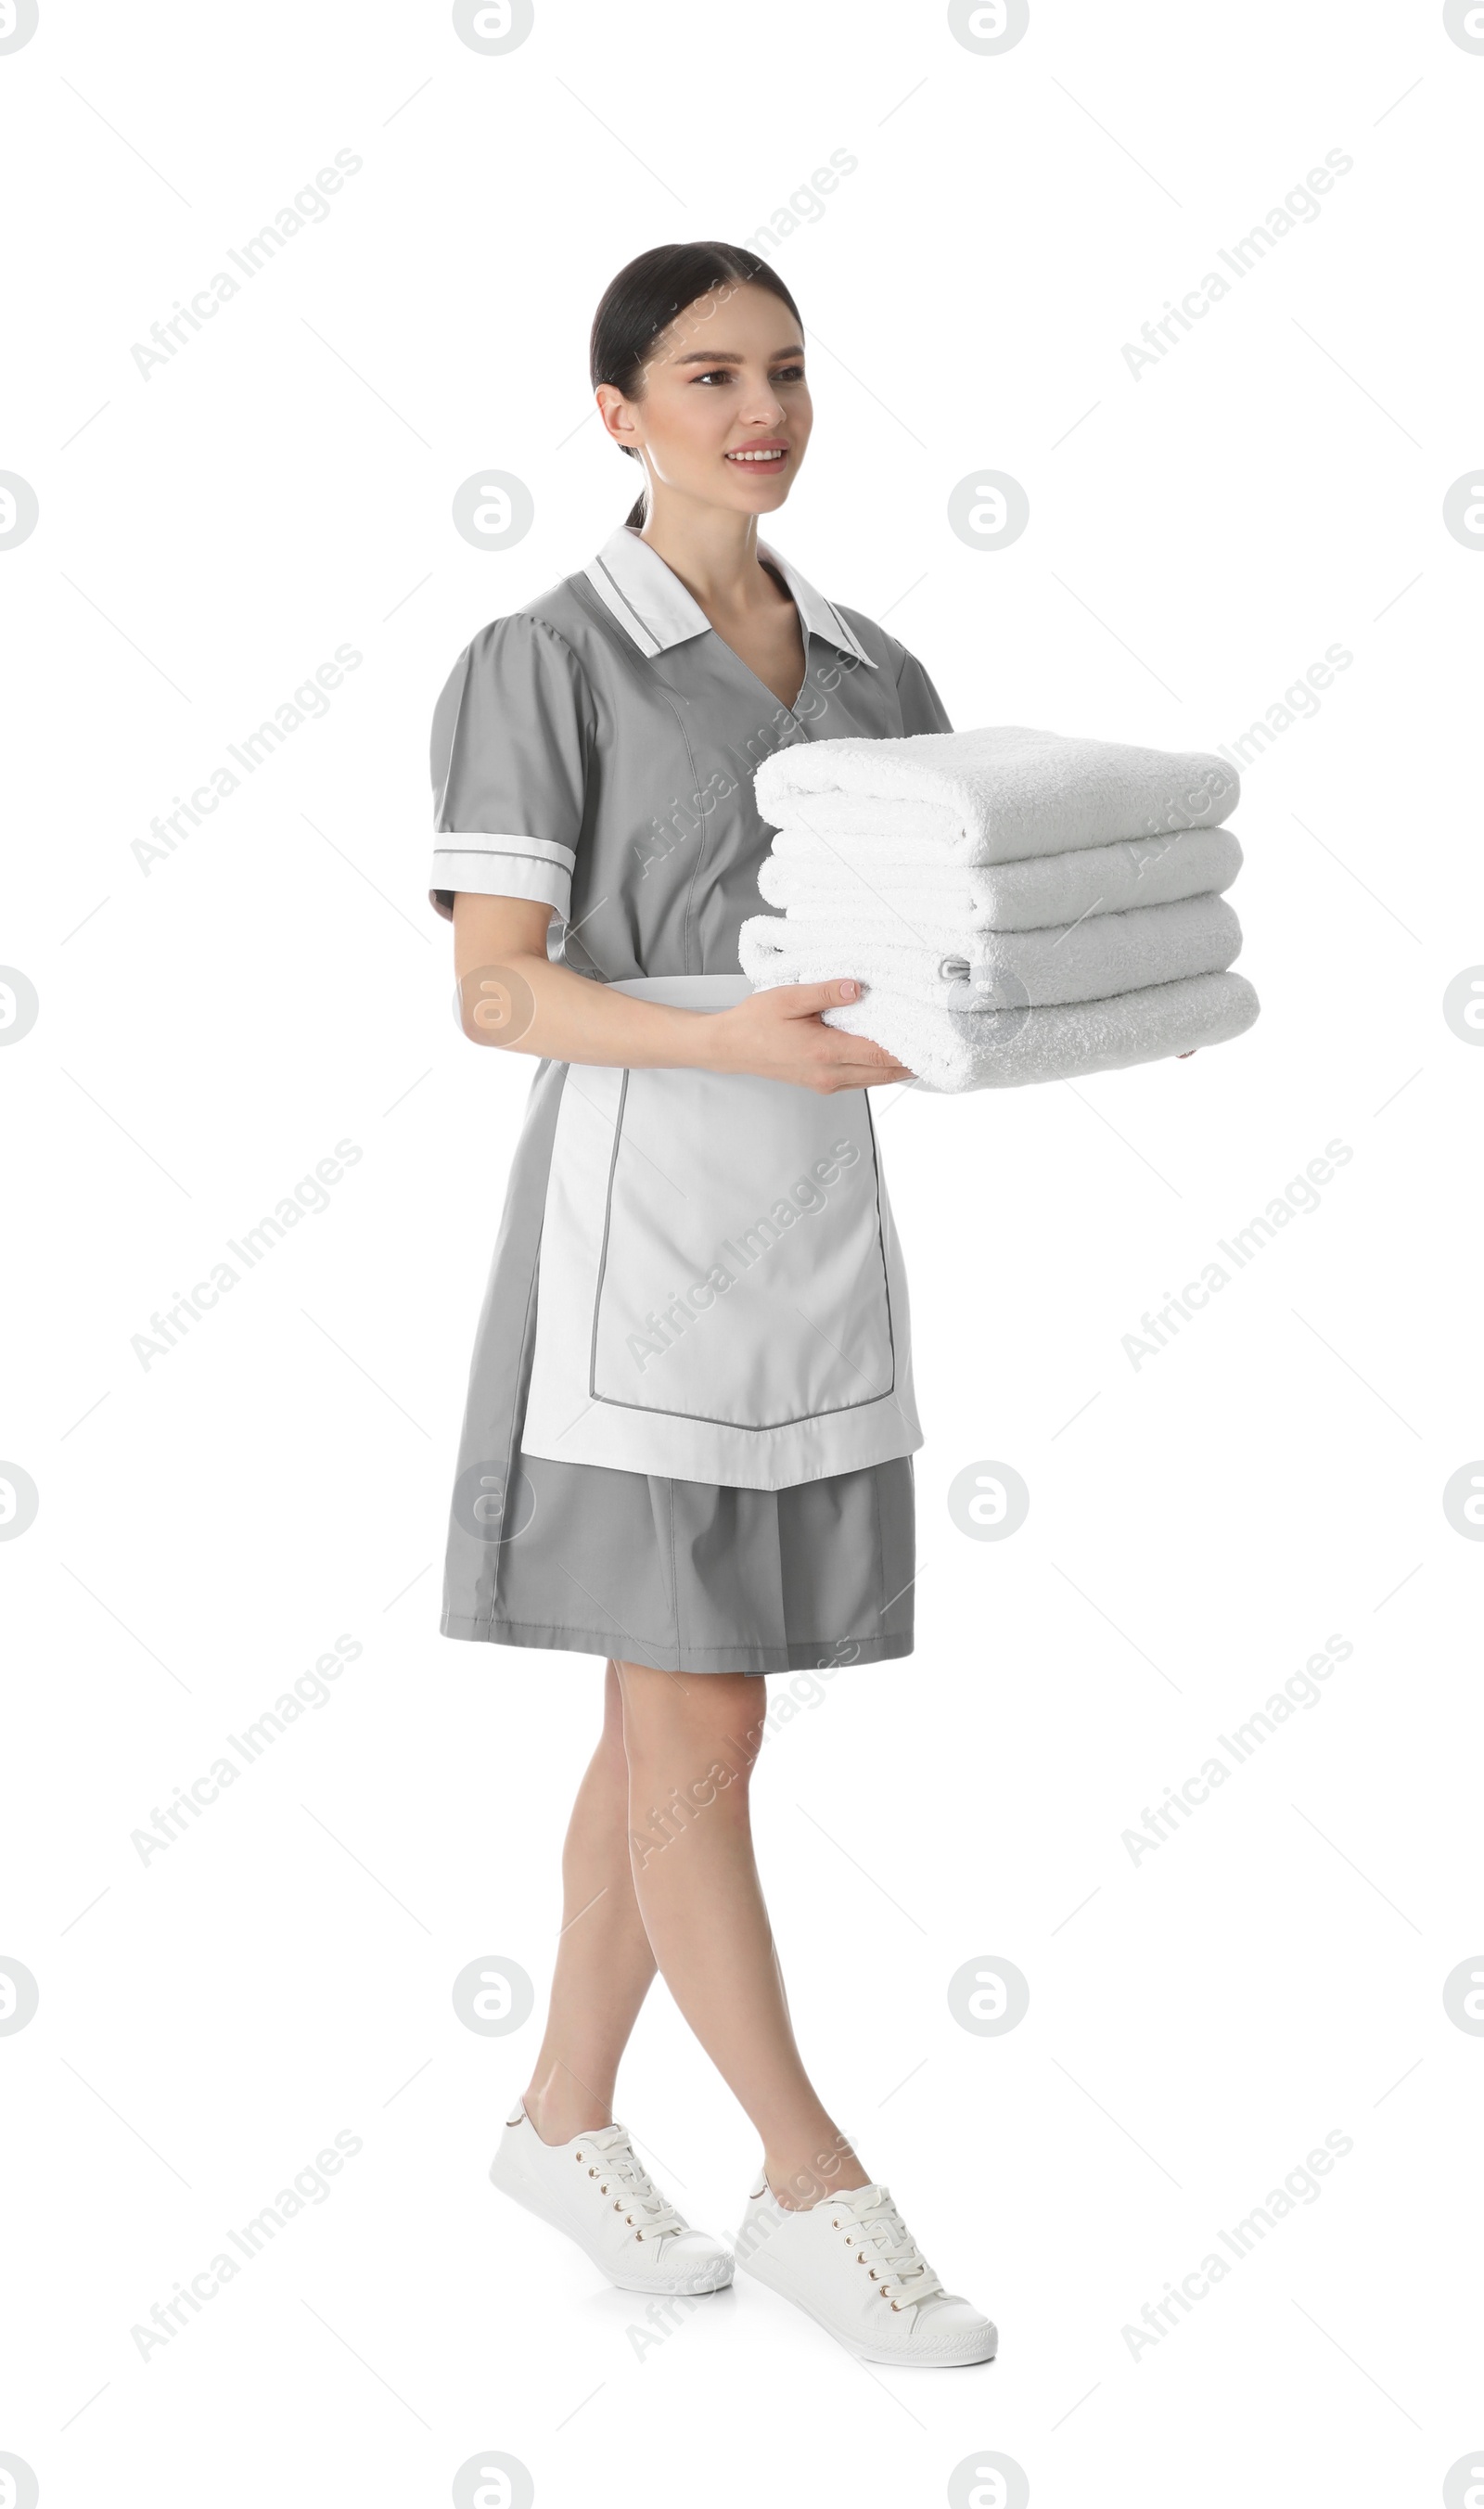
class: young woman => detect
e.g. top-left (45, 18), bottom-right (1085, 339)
top-left (429, 242), bottom-right (995, 2367)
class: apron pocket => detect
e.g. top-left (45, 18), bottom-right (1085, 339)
top-left (589, 1064), bottom-right (896, 1431)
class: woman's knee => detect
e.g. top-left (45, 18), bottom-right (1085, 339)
top-left (615, 1661), bottom-right (767, 1781)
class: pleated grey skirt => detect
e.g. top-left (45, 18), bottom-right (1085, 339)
top-left (440, 1449), bottom-right (915, 1674)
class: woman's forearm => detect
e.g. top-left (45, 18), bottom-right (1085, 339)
top-left (449, 894), bottom-right (905, 1090)
top-left (459, 946), bottom-right (723, 1070)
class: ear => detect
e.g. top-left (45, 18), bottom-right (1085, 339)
top-left (595, 382), bottom-right (638, 449)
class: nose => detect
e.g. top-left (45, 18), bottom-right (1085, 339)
top-left (736, 374), bottom-right (787, 427)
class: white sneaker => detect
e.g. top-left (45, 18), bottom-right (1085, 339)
top-left (489, 2104), bottom-right (734, 2296)
top-left (736, 2173), bottom-right (997, 2365)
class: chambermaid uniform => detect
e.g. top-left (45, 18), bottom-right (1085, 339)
top-left (430, 522), bottom-right (953, 1674)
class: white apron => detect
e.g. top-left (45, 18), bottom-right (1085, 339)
top-left (518, 977), bottom-right (921, 1491)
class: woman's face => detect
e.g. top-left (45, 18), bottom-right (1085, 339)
top-left (598, 280), bottom-right (812, 516)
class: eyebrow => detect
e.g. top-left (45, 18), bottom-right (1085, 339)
top-left (670, 344), bottom-right (807, 366)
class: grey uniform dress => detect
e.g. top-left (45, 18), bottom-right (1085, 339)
top-left (429, 522), bottom-right (953, 1675)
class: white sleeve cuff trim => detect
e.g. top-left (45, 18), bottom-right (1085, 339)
top-left (429, 848), bottom-right (571, 916)
top-left (434, 829), bottom-right (576, 866)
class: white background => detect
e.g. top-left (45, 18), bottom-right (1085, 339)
top-left (3, 1), bottom-right (1482, 2503)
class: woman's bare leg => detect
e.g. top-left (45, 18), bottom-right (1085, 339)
top-left (616, 1659), bottom-right (870, 2209)
top-left (520, 1659), bottom-right (659, 2144)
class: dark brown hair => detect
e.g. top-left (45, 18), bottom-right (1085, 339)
top-left (589, 242), bottom-right (804, 528)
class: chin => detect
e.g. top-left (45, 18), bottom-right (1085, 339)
top-left (721, 473), bottom-right (793, 507)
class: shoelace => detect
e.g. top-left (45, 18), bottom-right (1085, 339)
top-left (572, 2126), bottom-right (684, 2241)
top-left (826, 2183), bottom-right (945, 2311)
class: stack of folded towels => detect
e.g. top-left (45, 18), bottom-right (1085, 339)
top-left (738, 727), bottom-right (1260, 1090)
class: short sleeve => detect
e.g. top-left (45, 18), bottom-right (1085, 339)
top-left (893, 644), bottom-right (954, 736)
top-left (429, 613), bottom-right (595, 923)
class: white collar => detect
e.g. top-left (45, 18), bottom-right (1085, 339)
top-left (583, 524), bottom-right (876, 671)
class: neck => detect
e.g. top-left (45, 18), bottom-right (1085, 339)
top-left (634, 493), bottom-right (779, 610)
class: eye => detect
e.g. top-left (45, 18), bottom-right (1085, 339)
top-left (691, 365), bottom-right (807, 387)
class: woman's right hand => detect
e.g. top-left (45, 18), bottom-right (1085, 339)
top-left (703, 980), bottom-right (915, 1093)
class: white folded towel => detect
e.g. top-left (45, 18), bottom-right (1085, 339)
top-left (754, 728), bottom-right (1240, 865)
top-left (736, 963), bottom-right (1260, 1093)
top-left (758, 822), bottom-right (1244, 933)
top-left (737, 894), bottom-right (1243, 1011)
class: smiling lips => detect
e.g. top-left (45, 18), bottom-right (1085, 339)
top-left (725, 444), bottom-right (788, 467)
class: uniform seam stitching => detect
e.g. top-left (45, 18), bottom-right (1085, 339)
top-left (870, 1460), bottom-right (887, 1635)
top-left (670, 710), bottom-right (709, 974)
top-left (441, 1614), bottom-right (913, 1663)
top-left (492, 1251), bottom-right (542, 1625)
top-left (492, 1068), bottom-right (563, 1618)
top-left (668, 1479), bottom-right (681, 1660)
top-left (512, 615), bottom-right (601, 795)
